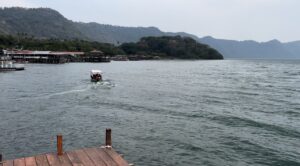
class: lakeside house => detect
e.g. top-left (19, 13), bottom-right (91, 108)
top-left (2, 49), bottom-right (161, 64)
top-left (3, 50), bottom-right (111, 64)
top-left (111, 55), bottom-right (129, 61)
top-left (5, 50), bottom-right (84, 63)
top-left (83, 50), bottom-right (111, 62)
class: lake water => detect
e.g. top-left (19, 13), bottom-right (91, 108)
top-left (0, 60), bottom-right (299, 166)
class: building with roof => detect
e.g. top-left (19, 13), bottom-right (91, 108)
top-left (5, 50), bottom-right (84, 63)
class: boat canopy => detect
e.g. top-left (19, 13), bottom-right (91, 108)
top-left (90, 70), bottom-right (103, 75)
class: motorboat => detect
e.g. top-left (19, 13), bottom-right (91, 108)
top-left (90, 70), bottom-right (102, 82)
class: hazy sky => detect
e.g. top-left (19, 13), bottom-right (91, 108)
top-left (1, 0), bottom-right (299, 42)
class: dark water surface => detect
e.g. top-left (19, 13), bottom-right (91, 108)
top-left (0, 60), bottom-right (299, 166)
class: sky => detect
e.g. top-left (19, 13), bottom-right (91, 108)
top-left (0, 0), bottom-right (299, 42)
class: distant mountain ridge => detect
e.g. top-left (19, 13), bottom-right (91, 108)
top-left (199, 36), bottom-right (299, 59)
top-left (74, 23), bottom-right (164, 44)
top-left (0, 7), bottom-right (299, 59)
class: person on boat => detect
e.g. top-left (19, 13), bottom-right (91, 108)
top-left (90, 70), bottom-right (103, 82)
top-left (91, 73), bottom-right (102, 81)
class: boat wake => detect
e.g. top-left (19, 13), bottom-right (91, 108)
top-left (91, 79), bottom-right (115, 89)
top-left (49, 88), bottom-right (89, 97)
top-left (30, 80), bottom-right (115, 99)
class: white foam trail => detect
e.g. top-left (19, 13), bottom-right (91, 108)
top-left (24, 80), bottom-right (115, 100)
top-left (48, 88), bottom-right (88, 97)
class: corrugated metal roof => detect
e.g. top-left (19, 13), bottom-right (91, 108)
top-left (6, 50), bottom-right (84, 55)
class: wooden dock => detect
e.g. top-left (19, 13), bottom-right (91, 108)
top-left (0, 129), bottom-right (131, 166)
top-left (0, 147), bottom-right (129, 166)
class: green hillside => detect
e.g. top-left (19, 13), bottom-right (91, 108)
top-left (0, 7), bottom-right (85, 39)
top-left (121, 36), bottom-right (223, 59)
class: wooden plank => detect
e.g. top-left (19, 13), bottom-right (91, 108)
top-left (66, 151), bottom-right (83, 166)
top-left (95, 149), bottom-right (117, 166)
top-left (25, 157), bottom-right (37, 166)
top-left (83, 148), bottom-right (106, 166)
top-left (74, 150), bottom-right (95, 166)
top-left (57, 154), bottom-right (72, 166)
top-left (3, 160), bottom-right (14, 166)
top-left (103, 149), bottom-right (129, 166)
top-left (35, 155), bottom-right (50, 166)
top-left (2, 147), bottom-right (129, 166)
top-left (13, 158), bottom-right (25, 166)
top-left (46, 153), bottom-right (61, 166)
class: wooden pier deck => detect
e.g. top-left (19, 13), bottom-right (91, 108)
top-left (0, 147), bottom-right (129, 166)
top-left (0, 129), bottom-right (131, 166)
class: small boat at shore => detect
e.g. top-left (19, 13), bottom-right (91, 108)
top-left (90, 70), bottom-right (102, 82)
top-left (0, 56), bottom-right (25, 71)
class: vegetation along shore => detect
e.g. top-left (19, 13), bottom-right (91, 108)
top-left (0, 34), bottom-right (223, 61)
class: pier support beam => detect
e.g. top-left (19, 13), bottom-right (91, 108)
top-left (57, 135), bottom-right (63, 156)
top-left (106, 128), bottom-right (112, 147)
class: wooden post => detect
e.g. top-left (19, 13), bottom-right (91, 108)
top-left (0, 153), bottom-right (2, 163)
top-left (57, 135), bottom-right (63, 155)
top-left (106, 128), bottom-right (112, 146)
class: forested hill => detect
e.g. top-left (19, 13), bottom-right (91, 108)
top-left (74, 23), bottom-right (164, 44)
top-left (0, 7), bottom-right (195, 44)
top-left (0, 35), bottom-right (223, 60)
top-left (0, 7), bottom-right (300, 59)
top-left (0, 7), bottom-right (85, 39)
top-left (121, 36), bottom-right (223, 59)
